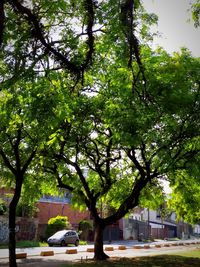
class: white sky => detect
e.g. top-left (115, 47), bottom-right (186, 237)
top-left (143, 0), bottom-right (200, 56)
top-left (142, 0), bottom-right (200, 194)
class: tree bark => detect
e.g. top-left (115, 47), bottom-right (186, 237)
top-left (9, 177), bottom-right (23, 267)
top-left (93, 221), bottom-right (109, 260)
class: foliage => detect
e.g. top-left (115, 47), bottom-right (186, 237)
top-left (16, 201), bottom-right (37, 218)
top-left (168, 170), bottom-right (200, 224)
top-left (46, 215), bottom-right (71, 238)
top-left (43, 47), bottom-right (200, 214)
top-left (192, 0), bottom-right (200, 27)
top-left (36, 46), bottom-right (200, 260)
top-left (0, 198), bottom-right (7, 215)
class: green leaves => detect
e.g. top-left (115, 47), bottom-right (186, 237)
top-left (192, 0), bottom-right (200, 27)
top-left (168, 170), bottom-right (200, 224)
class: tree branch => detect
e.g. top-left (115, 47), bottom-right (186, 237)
top-left (21, 149), bottom-right (36, 176)
top-left (120, 0), bottom-right (147, 94)
top-left (0, 148), bottom-right (16, 175)
top-left (13, 128), bottom-right (22, 172)
top-left (126, 148), bottom-right (146, 177)
top-left (81, 0), bottom-right (95, 71)
top-left (9, 0), bottom-right (80, 74)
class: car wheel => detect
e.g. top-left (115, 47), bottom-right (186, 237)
top-left (61, 240), bottom-right (66, 247)
top-left (75, 240), bottom-right (79, 246)
top-left (48, 244), bottom-right (53, 247)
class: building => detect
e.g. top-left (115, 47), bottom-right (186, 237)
top-left (36, 194), bottom-right (91, 239)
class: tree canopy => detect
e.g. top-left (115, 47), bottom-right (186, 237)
top-left (40, 47), bottom-right (200, 258)
top-left (168, 170), bottom-right (200, 225)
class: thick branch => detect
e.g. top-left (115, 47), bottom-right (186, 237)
top-left (140, 142), bottom-right (151, 177)
top-left (0, 149), bottom-right (16, 175)
top-left (81, 0), bottom-right (95, 71)
top-left (9, 0), bottom-right (80, 74)
top-left (127, 148), bottom-right (146, 177)
top-left (13, 128), bottom-right (22, 172)
top-left (21, 149), bottom-right (36, 176)
top-left (56, 154), bottom-right (93, 201)
top-left (120, 0), bottom-right (146, 91)
top-left (104, 174), bottom-right (149, 225)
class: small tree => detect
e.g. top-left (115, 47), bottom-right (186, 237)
top-left (46, 216), bottom-right (71, 238)
top-left (78, 220), bottom-right (92, 241)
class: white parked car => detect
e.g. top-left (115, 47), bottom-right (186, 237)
top-left (47, 230), bottom-right (79, 247)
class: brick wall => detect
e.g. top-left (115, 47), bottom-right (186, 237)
top-left (36, 202), bottom-right (90, 225)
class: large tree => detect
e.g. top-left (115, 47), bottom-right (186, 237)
top-left (42, 48), bottom-right (200, 259)
top-left (1, 0), bottom-right (200, 263)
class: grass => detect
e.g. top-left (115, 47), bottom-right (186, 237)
top-left (64, 249), bottom-right (200, 267)
top-left (16, 240), bottom-right (48, 248)
top-left (169, 248), bottom-right (200, 258)
top-left (79, 240), bottom-right (87, 245)
top-left (0, 239), bottom-right (87, 249)
top-left (0, 240), bottom-right (48, 248)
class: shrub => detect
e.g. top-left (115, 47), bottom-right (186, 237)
top-left (0, 199), bottom-right (7, 215)
top-left (78, 220), bottom-right (92, 241)
top-left (45, 215), bottom-right (71, 238)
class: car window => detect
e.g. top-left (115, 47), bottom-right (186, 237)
top-left (51, 230), bottom-right (66, 238)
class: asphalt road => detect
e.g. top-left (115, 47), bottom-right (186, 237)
top-left (0, 239), bottom-right (200, 267)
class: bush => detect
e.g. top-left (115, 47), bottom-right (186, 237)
top-left (45, 215), bottom-right (71, 238)
top-left (78, 220), bottom-right (92, 241)
top-left (0, 199), bottom-right (7, 215)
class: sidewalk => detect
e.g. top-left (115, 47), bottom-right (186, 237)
top-left (1, 240), bottom-right (200, 267)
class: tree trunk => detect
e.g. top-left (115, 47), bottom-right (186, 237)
top-left (93, 221), bottom-right (109, 260)
top-left (9, 178), bottom-right (23, 267)
top-left (9, 201), bottom-right (17, 267)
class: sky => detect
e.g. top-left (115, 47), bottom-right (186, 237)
top-left (142, 0), bottom-right (200, 194)
top-left (143, 0), bottom-right (200, 57)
